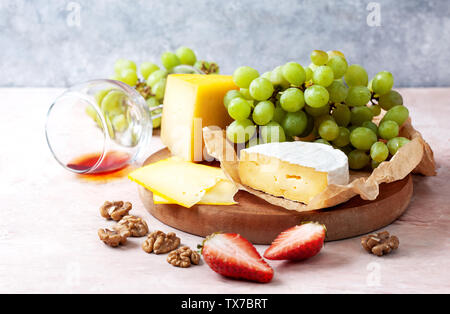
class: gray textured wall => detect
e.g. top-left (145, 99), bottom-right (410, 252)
top-left (0, 0), bottom-right (449, 87)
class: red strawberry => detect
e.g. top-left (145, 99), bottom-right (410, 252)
top-left (200, 233), bottom-right (274, 283)
top-left (264, 222), bottom-right (326, 261)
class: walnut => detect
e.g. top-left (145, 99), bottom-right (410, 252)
top-left (167, 246), bottom-right (201, 268)
top-left (142, 231), bottom-right (180, 254)
top-left (99, 201), bottom-right (132, 221)
top-left (98, 228), bottom-right (130, 247)
top-left (115, 215), bottom-right (149, 237)
top-left (361, 231), bottom-right (399, 256)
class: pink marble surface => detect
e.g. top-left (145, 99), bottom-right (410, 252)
top-left (0, 88), bottom-right (448, 294)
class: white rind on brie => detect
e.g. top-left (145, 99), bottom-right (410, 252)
top-left (242, 141), bottom-right (349, 186)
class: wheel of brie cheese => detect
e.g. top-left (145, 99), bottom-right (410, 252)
top-left (238, 141), bottom-right (349, 204)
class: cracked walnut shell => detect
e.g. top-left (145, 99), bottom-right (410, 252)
top-left (115, 215), bottom-right (149, 237)
top-left (142, 231), bottom-right (180, 254)
top-left (98, 228), bottom-right (130, 247)
top-left (361, 231), bottom-right (399, 256)
top-left (167, 246), bottom-right (201, 268)
top-left (100, 201), bottom-right (132, 221)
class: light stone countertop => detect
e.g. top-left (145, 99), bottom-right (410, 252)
top-left (0, 88), bottom-right (449, 293)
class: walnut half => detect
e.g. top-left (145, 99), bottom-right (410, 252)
top-left (98, 228), bottom-right (130, 247)
top-left (115, 215), bottom-right (149, 237)
top-left (167, 246), bottom-right (201, 268)
top-left (142, 231), bottom-right (180, 254)
top-left (100, 201), bottom-right (132, 221)
top-left (361, 231), bottom-right (399, 256)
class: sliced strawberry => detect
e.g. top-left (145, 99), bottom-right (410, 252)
top-left (200, 233), bottom-right (274, 283)
top-left (264, 222), bottom-right (326, 261)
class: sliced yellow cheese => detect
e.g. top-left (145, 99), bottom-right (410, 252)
top-left (161, 74), bottom-right (236, 162)
top-left (239, 142), bottom-right (349, 204)
top-left (128, 157), bottom-right (230, 208)
top-left (154, 179), bottom-right (238, 206)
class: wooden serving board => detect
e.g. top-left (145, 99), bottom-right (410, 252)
top-left (138, 148), bottom-right (413, 244)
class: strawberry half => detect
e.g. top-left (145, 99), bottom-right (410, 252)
top-left (264, 222), bottom-right (326, 261)
top-left (200, 233), bottom-right (274, 283)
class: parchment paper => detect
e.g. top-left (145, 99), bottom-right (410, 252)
top-left (203, 119), bottom-right (436, 212)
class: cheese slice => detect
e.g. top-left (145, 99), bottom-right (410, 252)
top-left (128, 157), bottom-right (233, 208)
top-left (154, 180), bottom-right (238, 205)
top-left (239, 142), bottom-right (349, 204)
top-left (161, 74), bottom-right (236, 162)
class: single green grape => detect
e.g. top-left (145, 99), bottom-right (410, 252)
top-left (381, 105), bottom-right (409, 126)
top-left (313, 66), bottom-right (334, 87)
top-left (305, 67), bottom-right (313, 82)
top-left (269, 66), bottom-right (290, 88)
top-left (140, 62), bottom-right (160, 80)
top-left (305, 104), bottom-right (330, 117)
top-left (176, 47), bottom-right (197, 66)
top-left (350, 106), bottom-right (374, 126)
top-left (327, 50), bottom-right (346, 60)
top-left (350, 127), bottom-right (378, 151)
top-left (101, 90), bottom-right (125, 115)
top-left (228, 97), bottom-right (252, 121)
top-left (249, 77), bottom-right (274, 101)
top-left (332, 127), bottom-right (351, 147)
top-left (378, 90), bottom-right (403, 111)
top-left (387, 137), bottom-right (410, 155)
top-left (315, 139), bottom-right (331, 145)
top-left (224, 90), bottom-right (242, 109)
top-left (120, 69), bottom-right (138, 86)
top-left (95, 89), bottom-right (112, 105)
top-left (378, 120), bottom-right (399, 140)
top-left (152, 78), bottom-right (166, 100)
top-left (332, 103), bottom-right (351, 127)
top-left (282, 62), bottom-right (306, 86)
top-left (370, 142), bottom-right (389, 163)
top-left (253, 100), bottom-right (275, 125)
top-left (362, 121), bottom-right (378, 135)
top-left (348, 150), bottom-right (370, 170)
top-left (298, 114), bottom-right (315, 138)
top-left (318, 120), bottom-right (340, 141)
top-left (311, 50), bottom-right (328, 66)
top-left (260, 121), bottom-right (286, 143)
top-left (327, 80), bottom-right (348, 103)
top-left (281, 111), bottom-right (308, 137)
top-left (147, 97), bottom-right (162, 128)
top-left (345, 86), bottom-right (371, 107)
top-left (314, 114), bottom-right (334, 130)
top-left (147, 70), bottom-right (168, 87)
top-left (226, 119), bottom-right (256, 144)
top-left (280, 88), bottom-right (305, 112)
top-left (233, 66), bottom-right (260, 88)
top-left (304, 85), bottom-right (330, 108)
top-left (372, 71), bottom-right (394, 96)
top-left (370, 105), bottom-right (382, 116)
top-left (161, 52), bottom-right (181, 70)
top-left (272, 105), bottom-right (287, 124)
top-left (112, 114), bottom-right (128, 132)
top-left (327, 56), bottom-right (348, 79)
top-left (114, 59), bottom-right (137, 75)
top-left (344, 64), bottom-right (368, 87)
top-left (239, 88), bottom-right (252, 100)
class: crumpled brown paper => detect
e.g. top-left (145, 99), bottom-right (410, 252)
top-left (203, 119), bottom-right (436, 212)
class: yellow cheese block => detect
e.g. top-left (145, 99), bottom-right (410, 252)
top-left (154, 180), bottom-right (238, 206)
top-left (128, 157), bottom-right (235, 208)
top-left (161, 74), bottom-right (236, 162)
top-left (239, 142), bottom-right (349, 204)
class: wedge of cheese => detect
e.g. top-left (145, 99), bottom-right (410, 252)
top-left (239, 142), bottom-right (349, 204)
top-left (161, 74), bottom-right (236, 162)
top-left (128, 157), bottom-right (237, 208)
top-left (153, 180), bottom-right (238, 206)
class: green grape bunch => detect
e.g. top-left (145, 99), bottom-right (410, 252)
top-left (225, 49), bottom-right (411, 171)
top-left (88, 47), bottom-right (219, 130)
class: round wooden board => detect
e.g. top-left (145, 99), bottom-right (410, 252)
top-left (138, 148), bottom-right (413, 244)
